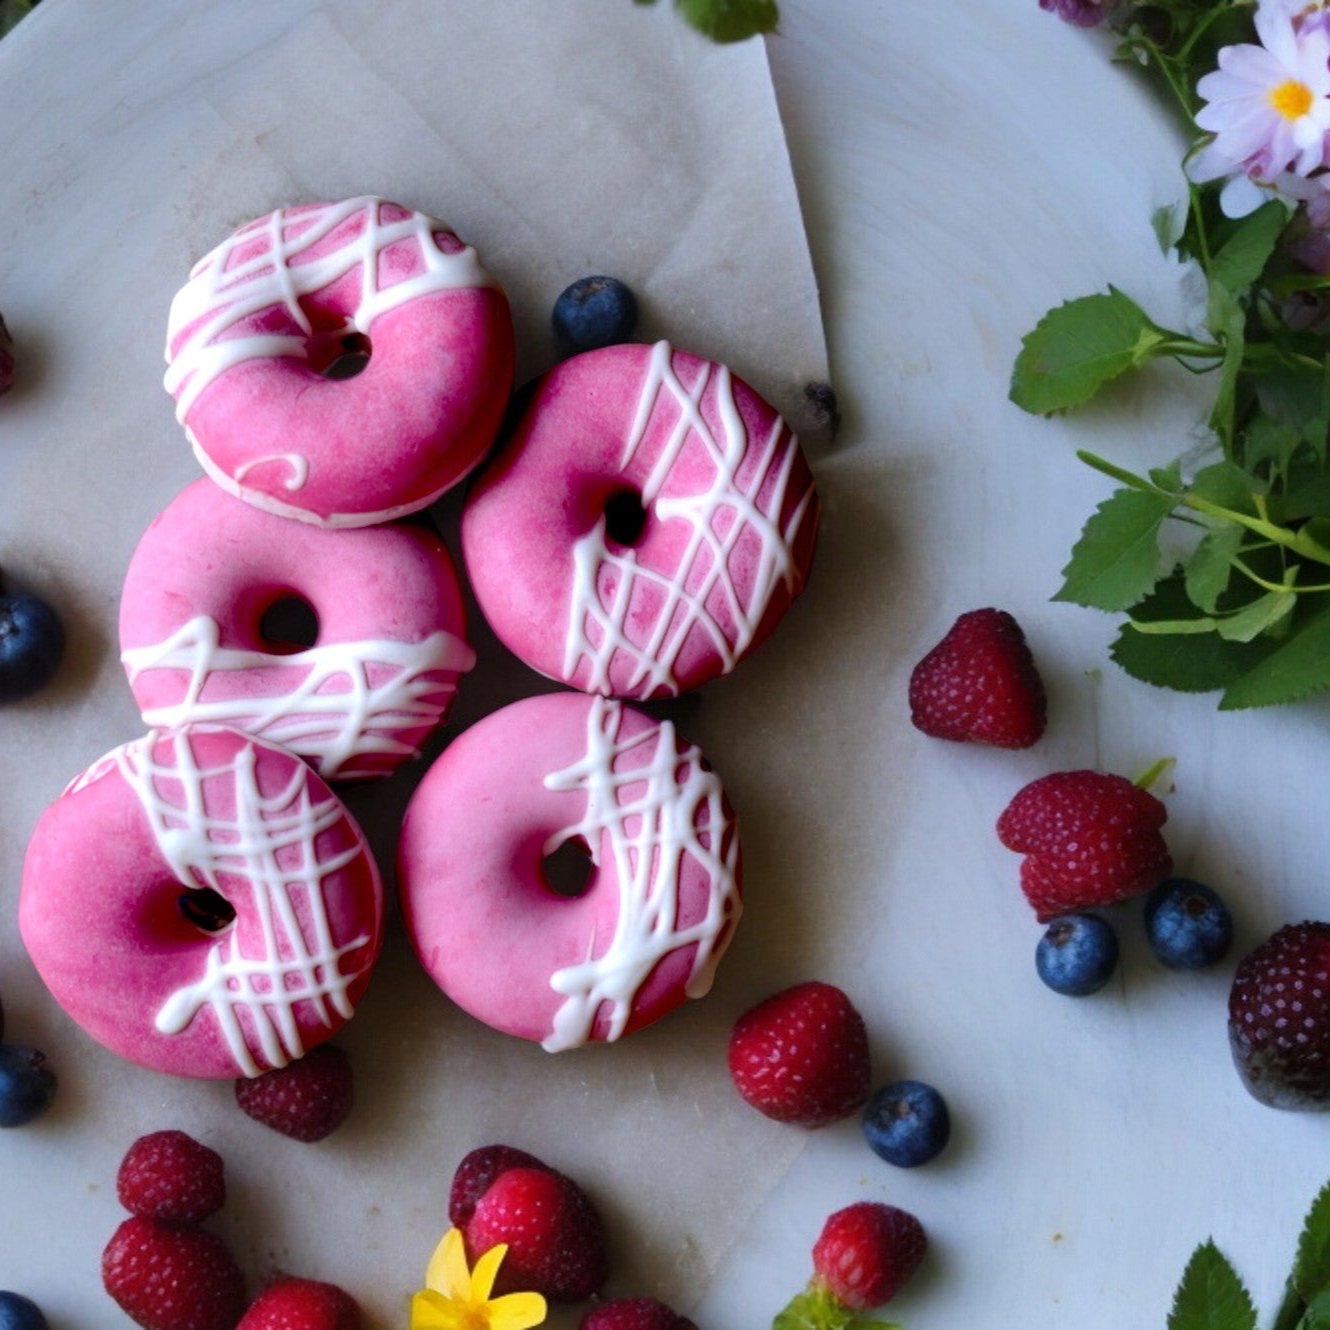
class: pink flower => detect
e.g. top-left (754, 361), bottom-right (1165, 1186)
top-left (1193, 4), bottom-right (1330, 205)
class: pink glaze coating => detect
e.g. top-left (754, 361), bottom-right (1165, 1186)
top-left (119, 479), bottom-right (475, 783)
top-left (20, 725), bottom-right (383, 1079)
top-left (461, 340), bottom-right (818, 699)
top-left (164, 197), bottom-right (514, 527)
top-left (397, 692), bottom-right (742, 1051)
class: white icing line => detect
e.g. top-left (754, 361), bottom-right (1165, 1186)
top-left (563, 340), bottom-right (816, 696)
top-left (540, 698), bottom-right (741, 1052)
top-left (165, 197), bottom-right (496, 420)
top-left (123, 617), bottom-right (475, 781)
top-left (113, 729), bottom-right (376, 1076)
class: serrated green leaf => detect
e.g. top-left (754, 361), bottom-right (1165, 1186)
top-left (1054, 487), bottom-right (1173, 610)
top-left (1292, 1179), bottom-right (1330, 1303)
top-left (1010, 288), bottom-right (1170, 415)
top-left (1220, 601), bottom-right (1330, 708)
top-left (1167, 1240), bottom-right (1257, 1330)
top-left (1186, 522), bottom-right (1243, 612)
top-left (674, 0), bottom-right (779, 41)
top-left (1207, 291), bottom-right (1246, 449)
top-left (1152, 461), bottom-right (1185, 491)
top-left (1208, 201), bottom-right (1289, 295)
top-left (1111, 576), bottom-right (1278, 692)
top-left (1301, 1287), bottom-right (1330, 1330)
top-left (1215, 589), bottom-right (1296, 642)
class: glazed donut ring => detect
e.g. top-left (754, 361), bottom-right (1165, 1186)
top-left (461, 340), bottom-right (818, 699)
top-left (164, 196), bottom-right (514, 527)
top-left (20, 725), bottom-right (384, 1079)
top-left (119, 479), bottom-right (474, 783)
top-left (397, 692), bottom-right (742, 1051)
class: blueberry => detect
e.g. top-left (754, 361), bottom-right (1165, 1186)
top-left (1145, 877), bottom-right (1233, 969)
top-left (0, 1045), bottom-right (56, 1127)
top-left (0, 312), bottom-right (14, 395)
top-left (863, 1079), bottom-right (950, 1167)
top-left (0, 594), bottom-right (64, 702)
top-left (552, 275), bottom-right (639, 353)
top-left (0, 1292), bottom-right (48, 1330)
top-left (1036, 914), bottom-right (1118, 996)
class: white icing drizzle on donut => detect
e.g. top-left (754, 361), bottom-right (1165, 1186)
top-left (122, 616), bottom-right (476, 782)
top-left (563, 341), bottom-right (816, 697)
top-left (234, 452), bottom-right (311, 493)
top-left (164, 197), bottom-right (495, 427)
top-left (111, 728), bottom-right (376, 1077)
top-left (540, 697), bottom-right (741, 1052)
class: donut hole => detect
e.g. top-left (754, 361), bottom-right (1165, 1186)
top-left (542, 837), bottom-right (595, 899)
top-left (258, 594), bottom-right (320, 654)
top-left (314, 331), bottom-right (373, 380)
top-left (178, 887), bottom-right (236, 935)
top-left (603, 488), bottom-right (649, 548)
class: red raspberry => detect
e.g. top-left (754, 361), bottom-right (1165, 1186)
top-left (811, 1202), bottom-right (927, 1311)
top-left (996, 770), bottom-right (1171, 920)
top-left (1229, 922), bottom-right (1330, 1110)
top-left (234, 1044), bottom-right (353, 1142)
top-left (581, 1298), bottom-right (698, 1330)
top-left (727, 981), bottom-right (871, 1128)
top-left (102, 1216), bottom-right (246, 1330)
top-left (236, 1277), bottom-right (363, 1330)
top-left (463, 1165), bottom-right (608, 1303)
top-left (908, 608), bottom-right (1047, 749)
top-left (449, 1144), bottom-right (550, 1227)
top-left (116, 1130), bottom-right (226, 1225)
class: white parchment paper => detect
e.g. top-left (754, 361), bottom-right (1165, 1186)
top-left (0, 2), bottom-right (828, 1324)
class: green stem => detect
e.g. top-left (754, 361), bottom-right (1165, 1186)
top-left (1133, 757), bottom-right (1175, 792)
top-left (1076, 451), bottom-right (1330, 568)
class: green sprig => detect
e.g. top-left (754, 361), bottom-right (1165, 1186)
top-left (1016, 0), bottom-right (1330, 709)
top-left (634, 0), bottom-right (780, 42)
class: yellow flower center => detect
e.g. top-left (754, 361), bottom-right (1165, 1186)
top-left (1270, 79), bottom-right (1315, 120)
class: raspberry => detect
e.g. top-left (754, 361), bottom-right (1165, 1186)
top-left (727, 982), bottom-right (871, 1128)
top-left (580, 1298), bottom-right (697, 1330)
top-left (908, 608), bottom-right (1047, 748)
top-left (464, 1165), bottom-right (608, 1303)
top-left (1229, 922), bottom-right (1330, 1110)
top-left (449, 1144), bottom-right (550, 1228)
top-left (997, 769), bottom-right (1171, 920)
top-left (811, 1202), bottom-right (927, 1311)
top-left (102, 1216), bottom-right (246, 1330)
top-left (234, 1044), bottom-right (352, 1142)
top-left (236, 1277), bottom-right (363, 1330)
top-left (116, 1130), bottom-right (226, 1225)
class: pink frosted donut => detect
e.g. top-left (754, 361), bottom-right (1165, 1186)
top-left (461, 340), bottom-right (818, 699)
top-left (20, 725), bottom-right (383, 1079)
top-left (398, 692), bottom-right (742, 1050)
top-left (164, 197), bottom-right (514, 527)
top-left (118, 479), bottom-right (474, 783)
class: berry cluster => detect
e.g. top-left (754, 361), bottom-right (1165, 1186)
top-left (725, 982), bottom-right (942, 1323)
top-left (446, 1145), bottom-right (696, 1328)
top-left (103, 1131), bottom-right (363, 1330)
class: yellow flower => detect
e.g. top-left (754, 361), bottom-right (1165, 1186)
top-left (410, 1227), bottom-right (547, 1330)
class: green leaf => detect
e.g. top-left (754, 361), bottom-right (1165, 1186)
top-left (1208, 201), bottom-right (1289, 295)
top-left (1010, 288), bottom-right (1171, 415)
top-left (1185, 522), bottom-right (1243, 612)
top-left (1190, 461), bottom-right (1262, 514)
top-left (1207, 287), bottom-right (1245, 448)
top-left (1153, 201), bottom-right (1187, 254)
top-left (1054, 487), bottom-right (1174, 610)
top-left (1220, 601), bottom-right (1330, 708)
top-left (772, 1286), bottom-right (854, 1330)
top-left (674, 0), bottom-right (779, 41)
top-left (1167, 1239), bottom-right (1257, 1330)
top-left (1301, 1287), bottom-right (1330, 1330)
top-left (1215, 589), bottom-right (1296, 642)
top-left (1242, 414), bottom-right (1303, 481)
top-left (1111, 576), bottom-right (1278, 692)
top-left (1293, 1179), bottom-right (1330, 1303)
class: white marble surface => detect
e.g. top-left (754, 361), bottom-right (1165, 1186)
top-left (1, 1), bottom-right (1325, 1328)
